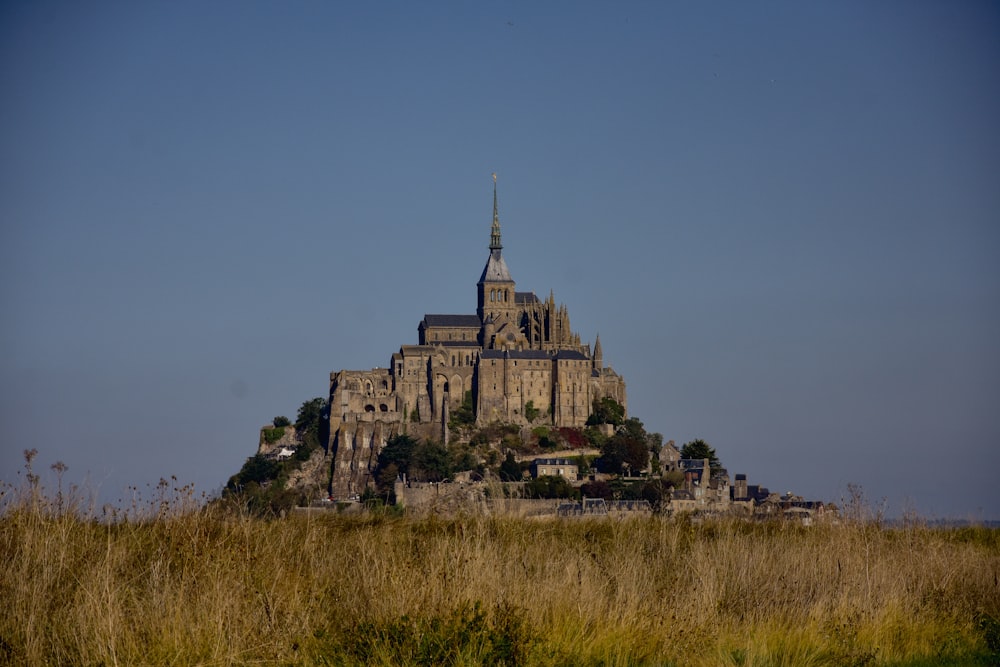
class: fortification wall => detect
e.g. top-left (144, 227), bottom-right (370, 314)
top-left (395, 481), bottom-right (563, 518)
top-left (327, 421), bottom-right (443, 499)
top-left (329, 421), bottom-right (398, 499)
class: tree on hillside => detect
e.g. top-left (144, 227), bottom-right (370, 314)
top-left (375, 434), bottom-right (418, 488)
top-left (291, 397), bottom-right (329, 459)
top-left (227, 454), bottom-right (281, 490)
top-left (296, 397), bottom-right (327, 433)
top-left (524, 475), bottom-right (579, 500)
top-left (639, 478), bottom-right (673, 512)
top-left (374, 435), bottom-right (453, 486)
top-left (410, 440), bottom-right (452, 482)
top-left (499, 452), bottom-right (522, 481)
top-left (680, 439), bottom-right (722, 470)
top-left (448, 391), bottom-right (475, 429)
top-left (586, 396), bottom-right (625, 427)
top-left (580, 480), bottom-right (613, 500)
top-left (596, 417), bottom-right (650, 475)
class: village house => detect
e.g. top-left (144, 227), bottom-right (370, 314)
top-left (531, 458), bottom-right (578, 482)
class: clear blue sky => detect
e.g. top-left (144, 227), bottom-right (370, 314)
top-left (2, 2), bottom-right (998, 518)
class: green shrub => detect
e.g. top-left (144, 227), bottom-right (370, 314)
top-left (293, 440), bottom-right (316, 462)
top-left (448, 391), bottom-right (475, 429)
top-left (523, 475), bottom-right (579, 499)
top-left (262, 426), bottom-right (285, 444)
top-left (586, 396), bottom-right (624, 426)
top-left (228, 454), bottom-right (281, 489)
top-left (344, 602), bottom-right (534, 665)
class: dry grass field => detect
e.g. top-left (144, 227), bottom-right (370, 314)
top-left (2, 467), bottom-right (998, 666)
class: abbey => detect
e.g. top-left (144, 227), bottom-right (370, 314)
top-left (328, 179), bottom-right (626, 434)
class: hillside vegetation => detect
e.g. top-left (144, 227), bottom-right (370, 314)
top-left (2, 456), bottom-right (999, 666)
top-left (230, 396), bottom-right (681, 513)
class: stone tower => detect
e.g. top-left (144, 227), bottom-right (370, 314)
top-left (476, 174), bottom-right (517, 331)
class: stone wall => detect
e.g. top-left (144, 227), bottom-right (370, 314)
top-left (328, 420), bottom-right (398, 499)
top-left (394, 480), bottom-right (564, 518)
top-left (327, 420), bottom-right (443, 499)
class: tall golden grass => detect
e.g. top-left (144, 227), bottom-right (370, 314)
top-left (2, 465), bottom-right (998, 665)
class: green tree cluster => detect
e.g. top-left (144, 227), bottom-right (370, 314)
top-left (499, 452), bottom-right (522, 481)
top-left (523, 475), bottom-right (579, 500)
top-left (597, 417), bottom-right (651, 475)
top-left (375, 435), bottom-right (453, 489)
top-left (580, 480), bottom-right (613, 500)
top-left (224, 454), bottom-right (308, 515)
top-left (223, 398), bottom-right (330, 515)
top-left (680, 439), bottom-right (722, 471)
top-left (294, 397), bottom-right (328, 460)
top-left (448, 391), bottom-right (475, 429)
top-left (586, 397), bottom-right (625, 427)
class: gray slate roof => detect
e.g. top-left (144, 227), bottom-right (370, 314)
top-left (481, 349), bottom-right (552, 360)
top-left (554, 350), bottom-right (588, 361)
top-left (478, 251), bottom-right (514, 283)
top-left (515, 291), bottom-right (539, 304)
top-left (420, 314), bottom-right (481, 328)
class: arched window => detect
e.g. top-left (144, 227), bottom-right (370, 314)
top-left (490, 289), bottom-right (495, 302)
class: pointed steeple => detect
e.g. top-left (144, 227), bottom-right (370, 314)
top-left (490, 172), bottom-right (502, 253)
top-left (593, 334), bottom-right (603, 370)
top-left (477, 173), bottom-right (514, 321)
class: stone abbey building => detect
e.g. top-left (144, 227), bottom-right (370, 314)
top-left (325, 180), bottom-right (626, 496)
top-left (328, 180), bottom-right (626, 434)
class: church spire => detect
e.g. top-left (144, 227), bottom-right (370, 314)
top-left (490, 173), bottom-right (502, 252)
top-left (477, 172), bottom-right (514, 320)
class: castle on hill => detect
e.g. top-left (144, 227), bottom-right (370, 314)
top-left (327, 178), bottom-right (627, 434)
